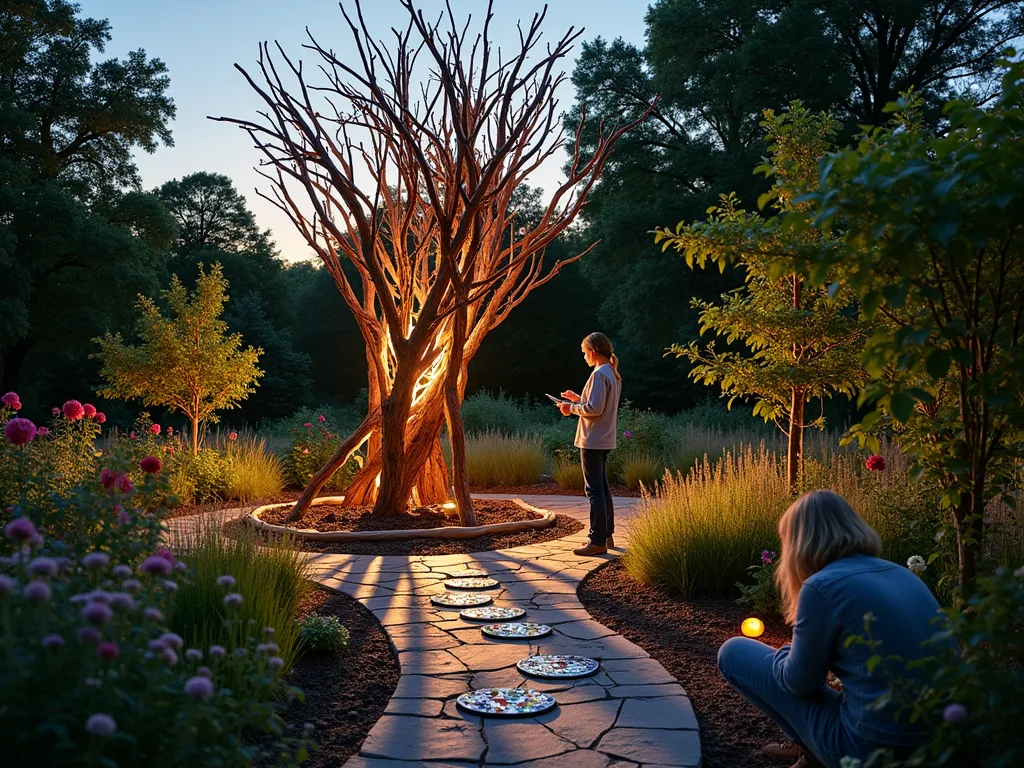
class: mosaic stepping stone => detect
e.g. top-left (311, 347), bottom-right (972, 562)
top-left (439, 568), bottom-right (488, 578)
top-left (444, 577), bottom-right (499, 590)
top-left (480, 622), bottom-right (552, 640)
top-left (459, 605), bottom-right (527, 622)
top-left (430, 592), bottom-right (493, 608)
top-left (456, 687), bottom-right (557, 717)
top-left (517, 654), bottom-right (600, 679)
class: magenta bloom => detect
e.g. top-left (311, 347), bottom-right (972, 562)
top-left (23, 580), bottom-right (52, 602)
top-left (141, 556), bottom-right (172, 576)
top-left (5, 417), bottom-right (37, 446)
top-left (36, 426), bottom-right (49, 436)
top-left (101, 468), bottom-right (116, 490)
top-left (318, 414), bottom-right (326, 422)
top-left (83, 403), bottom-right (97, 419)
top-left (83, 601), bottom-right (113, 625)
top-left (761, 550), bottom-right (776, 565)
top-left (51, 407), bottom-right (60, 417)
top-left (85, 713), bottom-right (117, 736)
top-left (149, 423), bottom-right (161, 435)
top-left (943, 703), bottom-right (968, 723)
top-left (866, 454), bottom-right (886, 472)
top-left (623, 430), bottom-right (633, 438)
top-left (5, 517), bottom-right (37, 542)
top-left (139, 456), bottom-right (162, 474)
top-left (304, 422), bottom-right (312, 428)
top-left (1, 392), bottom-right (21, 410)
top-left (185, 675), bottom-right (215, 700)
top-left (97, 642), bottom-right (120, 661)
top-left (116, 474), bottom-right (133, 494)
top-left (93, 412), bottom-right (106, 424)
top-left (165, 426), bottom-right (173, 435)
top-left (42, 634), bottom-right (65, 650)
top-left (62, 400), bottom-right (85, 421)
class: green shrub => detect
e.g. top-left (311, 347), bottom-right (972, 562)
top-left (169, 519), bottom-right (311, 676)
top-left (287, 416), bottom-right (360, 493)
top-left (736, 552), bottom-right (782, 616)
top-left (169, 448), bottom-right (230, 505)
top-left (620, 453), bottom-right (664, 491)
top-left (608, 403), bottom-right (669, 482)
top-left (465, 430), bottom-right (546, 487)
top-left (298, 614), bottom-right (350, 653)
top-left (461, 390), bottom-right (525, 435)
top-left (224, 435), bottom-right (285, 502)
top-left (551, 451), bottom-right (585, 491)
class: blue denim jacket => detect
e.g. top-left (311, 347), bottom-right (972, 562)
top-left (772, 554), bottom-right (950, 746)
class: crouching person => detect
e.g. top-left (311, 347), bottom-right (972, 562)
top-left (718, 490), bottom-right (948, 768)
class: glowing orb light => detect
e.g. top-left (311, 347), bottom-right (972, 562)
top-left (442, 502), bottom-right (456, 510)
top-left (741, 617), bottom-right (765, 638)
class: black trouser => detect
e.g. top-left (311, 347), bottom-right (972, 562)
top-left (581, 448), bottom-right (614, 546)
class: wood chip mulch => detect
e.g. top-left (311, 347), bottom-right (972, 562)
top-left (259, 498), bottom-right (541, 532)
top-left (271, 583), bottom-right (398, 767)
top-left (577, 560), bottom-right (793, 768)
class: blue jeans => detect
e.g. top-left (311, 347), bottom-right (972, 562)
top-left (718, 637), bottom-right (876, 768)
top-left (581, 448), bottom-right (613, 546)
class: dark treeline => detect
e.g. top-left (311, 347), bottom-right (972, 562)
top-left (3, 0), bottom-right (1020, 425)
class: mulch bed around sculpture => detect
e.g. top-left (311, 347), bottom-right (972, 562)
top-left (259, 497), bottom-right (542, 532)
top-left (577, 559), bottom-right (792, 768)
top-left (263, 583), bottom-right (398, 767)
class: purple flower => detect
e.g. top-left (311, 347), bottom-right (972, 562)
top-left (761, 550), bottom-right (776, 565)
top-left (268, 656), bottom-right (285, 670)
top-left (263, 627), bottom-right (275, 637)
top-left (943, 703), bottom-right (968, 724)
top-left (28, 557), bottom-right (59, 578)
top-left (113, 565), bottom-right (132, 579)
top-left (209, 645), bottom-right (226, 659)
top-left (623, 430), bottom-right (633, 438)
top-left (97, 642), bottom-right (120, 661)
top-left (185, 675), bottom-right (215, 700)
top-left (5, 517), bottom-right (37, 542)
top-left (82, 552), bottom-right (110, 570)
top-left (160, 647), bottom-right (178, 666)
top-left (110, 592), bottom-right (134, 610)
top-left (36, 426), bottom-right (49, 437)
top-left (173, 561), bottom-right (187, 572)
top-left (148, 639), bottom-right (166, 651)
top-left (4, 417), bottom-right (37, 446)
top-left (42, 634), bottom-right (65, 650)
top-left (122, 579), bottom-right (142, 593)
top-left (83, 601), bottom-right (113, 625)
top-left (162, 580), bottom-right (178, 592)
top-left (144, 607), bottom-right (164, 622)
top-left (197, 665), bottom-right (211, 677)
top-left (223, 592), bottom-right (243, 607)
top-left (85, 713), bottom-right (117, 736)
top-left (216, 575), bottom-right (236, 588)
top-left (159, 632), bottom-right (184, 649)
top-left (23, 580), bottom-right (52, 602)
top-left (77, 627), bottom-right (101, 645)
top-left (140, 556), bottom-right (172, 576)
top-left (0, 574), bottom-right (16, 595)
top-left (185, 648), bottom-right (202, 662)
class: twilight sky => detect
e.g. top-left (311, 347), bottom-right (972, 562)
top-left (79, 0), bottom-right (649, 262)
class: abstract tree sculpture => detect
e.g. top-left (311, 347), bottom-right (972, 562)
top-left (216, 1), bottom-right (647, 522)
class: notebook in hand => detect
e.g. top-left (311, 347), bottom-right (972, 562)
top-left (546, 393), bottom-right (570, 405)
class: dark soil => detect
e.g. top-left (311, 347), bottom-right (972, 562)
top-left (259, 498), bottom-right (541, 532)
top-left (578, 560), bottom-right (792, 768)
top-left (274, 584), bottom-right (398, 767)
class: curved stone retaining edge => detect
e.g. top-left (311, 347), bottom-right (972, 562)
top-left (245, 497), bottom-right (556, 542)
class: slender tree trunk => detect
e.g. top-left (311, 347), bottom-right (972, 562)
top-left (191, 416), bottom-right (200, 456)
top-left (788, 388), bottom-right (805, 492)
top-left (444, 305), bottom-right (476, 525)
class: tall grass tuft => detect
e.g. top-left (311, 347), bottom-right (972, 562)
top-left (620, 453), bottom-right (664, 491)
top-left (465, 430), bottom-right (546, 486)
top-left (552, 455), bottom-right (585, 490)
top-left (169, 519), bottom-right (311, 684)
top-left (224, 435), bottom-right (286, 502)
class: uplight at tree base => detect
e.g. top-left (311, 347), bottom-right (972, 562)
top-left (741, 618), bottom-right (765, 638)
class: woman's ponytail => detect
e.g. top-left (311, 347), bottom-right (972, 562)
top-left (584, 332), bottom-right (622, 382)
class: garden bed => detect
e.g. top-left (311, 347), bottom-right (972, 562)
top-left (578, 560), bottom-right (791, 768)
top-left (470, 481), bottom-right (641, 497)
top-left (254, 583), bottom-right (398, 767)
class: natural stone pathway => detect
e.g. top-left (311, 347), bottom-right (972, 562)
top-left (171, 495), bottom-right (702, 767)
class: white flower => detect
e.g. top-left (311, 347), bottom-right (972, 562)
top-left (907, 555), bottom-right (927, 574)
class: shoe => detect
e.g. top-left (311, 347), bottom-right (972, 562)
top-left (761, 742), bottom-right (803, 762)
top-left (573, 543), bottom-right (608, 556)
top-left (605, 536), bottom-right (615, 548)
top-left (790, 754), bottom-right (826, 768)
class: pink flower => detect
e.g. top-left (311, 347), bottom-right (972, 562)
top-left (4, 417), bottom-right (36, 446)
top-left (301, 447), bottom-right (309, 455)
top-left (304, 422), bottom-right (312, 428)
top-left (83, 404), bottom-right (96, 418)
top-left (140, 456), bottom-right (162, 474)
top-left (761, 550), bottom-right (776, 565)
top-left (185, 675), bottom-right (215, 700)
top-left (97, 642), bottom-right (120, 661)
top-left (52, 407), bottom-right (60, 416)
top-left (5, 517), bottom-right (37, 542)
top-left (318, 414), bottom-right (326, 422)
top-left (623, 430), bottom-right (633, 438)
top-left (36, 426), bottom-right (49, 436)
top-left (518, 226), bottom-right (527, 236)
top-left (165, 426), bottom-right (173, 435)
top-left (149, 424), bottom-right (161, 435)
top-left (866, 454), bottom-right (886, 472)
top-left (129, 431), bottom-right (137, 439)
top-left (1, 392), bottom-right (21, 410)
top-left (62, 400), bottom-right (85, 421)
top-left (116, 474), bottom-right (133, 494)
top-left (101, 468), bottom-right (116, 490)
top-left (93, 412), bottom-right (106, 424)
top-left (228, 431), bottom-right (237, 440)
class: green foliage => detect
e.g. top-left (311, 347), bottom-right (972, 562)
top-left (169, 448), bottom-right (229, 506)
top-left (461, 390), bottom-right (530, 435)
top-left (298, 614), bottom-right (350, 654)
top-left (169, 519), bottom-right (310, 677)
top-left (551, 451), bottom-right (585, 491)
top-left (94, 263), bottom-right (264, 451)
top-left (736, 555), bottom-right (781, 617)
top-left (465, 431), bottom-right (546, 487)
top-left (223, 435), bottom-right (285, 503)
top-left (800, 66), bottom-right (1024, 588)
top-left (608, 404), bottom-right (670, 482)
top-left (287, 415), bottom-right (360, 493)
top-left (619, 453), bottom-right (664, 492)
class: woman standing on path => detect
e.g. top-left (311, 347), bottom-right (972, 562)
top-left (717, 490), bottom-right (949, 768)
top-left (558, 332), bottom-right (622, 557)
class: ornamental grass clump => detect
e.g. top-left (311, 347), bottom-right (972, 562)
top-left (0, 512), bottom-right (312, 766)
top-left (223, 434), bottom-right (286, 502)
top-left (465, 430), bottom-right (546, 487)
top-left (297, 614), bottom-right (350, 653)
top-left (551, 452), bottom-right (585, 491)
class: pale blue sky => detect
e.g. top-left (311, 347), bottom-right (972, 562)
top-left (79, 1), bottom-right (649, 262)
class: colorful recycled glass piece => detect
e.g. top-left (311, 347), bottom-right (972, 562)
top-left (430, 592), bottom-right (492, 608)
top-left (516, 654), bottom-right (600, 679)
top-left (480, 622), bottom-right (552, 639)
top-left (444, 577), bottom-right (499, 590)
top-left (456, 687), bottom-right (557, 717)
top-left (459, 605), bottom-right (526, 621)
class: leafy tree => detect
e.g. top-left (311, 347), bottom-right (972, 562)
top-left (655, 105), bottom-right (867, 489)
top-left (798, 65), bottom-right (1024, 591)
top-left (0, 0), bottom-right (176, 397)
top-left (94, 263), bottom-right (264, 453)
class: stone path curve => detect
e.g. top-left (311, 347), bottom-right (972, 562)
top-left (170, 495), bottom-right (702, 767)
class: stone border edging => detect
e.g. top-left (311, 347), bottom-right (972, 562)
top-left (245, 496), bottom-right (557, 542)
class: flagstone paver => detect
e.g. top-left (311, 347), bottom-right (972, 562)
top-left (168, 494), bottom-right (701, 766)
